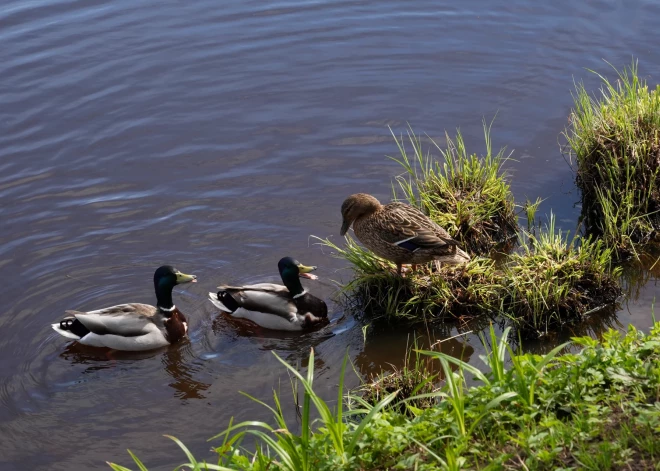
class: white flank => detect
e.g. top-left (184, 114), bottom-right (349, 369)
top-left (78, 332), bottom-right (169, 351)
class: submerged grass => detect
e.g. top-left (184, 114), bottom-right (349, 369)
top-left (564, 60), bottom-right (660, 256)
top-left (391, 121), bottom-right (518, 255)
top-left (109, 322), bottom-right (660, 471)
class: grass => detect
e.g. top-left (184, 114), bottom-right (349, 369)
top-left (564, 60), bottom-right (660, 257)
top-left (319, 233), bottom-right (503, 325)
top-left (108, 322), bottom-right (660, 471)
top-left (320, 213), bottom-right (621, 339)
top-left (317, 123), bottom-right (621, 337)
top-left (503, 214), bottom-right (622, 338)
top-left (390, 121), bottom-right (518, 255)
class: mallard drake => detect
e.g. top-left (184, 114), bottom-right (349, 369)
top-left (51, 266), bottom-right (197, 351)
top-left (208, 257), bottom-right (328, 331)
top-left (340, 193), bottom-right (470, 275)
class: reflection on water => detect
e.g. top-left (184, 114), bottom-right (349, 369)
top-left (354, 325), bottom-right (475, 379)
top-left (163, 345), bottom-right (212, 402)
top-left (619, 250), bottom-right (660, 303)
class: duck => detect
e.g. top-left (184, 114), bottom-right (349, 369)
top-left (208, 257), bottom-right (328, 331)
top-left (340, 193), bottom-right (470, 276)
top-left (51, 265), bottom-right (197, 351)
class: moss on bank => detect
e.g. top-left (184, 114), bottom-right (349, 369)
top-left (564, 61), bottom-right (660, 256)
top-left (109, 322), bottom-right (660, 471)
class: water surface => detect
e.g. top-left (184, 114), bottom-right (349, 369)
top-left (2, 1), bottom-right (660, 469)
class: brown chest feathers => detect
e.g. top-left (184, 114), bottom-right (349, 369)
top-left (163, 309), bottom-right (188, 344)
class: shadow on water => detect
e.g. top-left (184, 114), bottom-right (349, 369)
top-left (619, 249), bottom-right (660, 303)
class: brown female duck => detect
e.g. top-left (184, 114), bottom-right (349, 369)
top-left (340, 193), bottom-right (470, 275)
top-left (51, 265), bottom-right (196, 351)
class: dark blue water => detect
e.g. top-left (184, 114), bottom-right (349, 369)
top-left (2, 1), bottom-right (660, 469)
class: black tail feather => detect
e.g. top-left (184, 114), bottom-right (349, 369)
top-left (217, 291), bottom-right (240, 312)
top-left (60, 318), bottom-right (90, 338)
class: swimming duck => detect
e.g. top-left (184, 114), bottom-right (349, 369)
top-left (208, 257), bottom-right (328, 331)
top-left (51, 266), bottom-right (197, 351)
top-left (340, 193), bottom-right (470, 275)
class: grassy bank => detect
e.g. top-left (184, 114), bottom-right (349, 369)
top-left (109, 322), bottom-right (660, 471)
top-left (564, 61), bottom-right (660, 257)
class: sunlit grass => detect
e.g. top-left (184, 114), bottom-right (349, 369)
top-left (503, 214), bottom-right (622, 338)
top-left (319, 233), bottom-right (503, 324)
top-left (564, 60), bottom-right (660, 257)
top-left (109, 322), bottom-right (660, 470)
top-left (390, 121), bottom-right (518, 255)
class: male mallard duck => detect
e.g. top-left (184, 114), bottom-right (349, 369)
top-left (208, 257), bottom-right (328, 331)
top-left (51, 266), bottom-right (197, 351)
top-left (340, 193), bottom-right (470, 275)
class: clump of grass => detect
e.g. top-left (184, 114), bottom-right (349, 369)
top-left (564, 60), bottom-right (660, 256)
top-left (319, 234), bottom-right (504, 324)
top-left (391, 121), bottom-right (518, 255)
top-left (109, 322), bottom-right (660, 471)
top-left (319, 213), bottom-right (621, 339)
top-left (504, 214), bottom-right (623, 339)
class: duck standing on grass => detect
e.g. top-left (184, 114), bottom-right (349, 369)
top-left (208, 257), bottom-right (328, 331)
top-left (51, 265), bottom-right (197, 351)
top-left (340, 193), bottom-right (470, 276)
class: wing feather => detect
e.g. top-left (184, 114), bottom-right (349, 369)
top-left (219, 287), bottom-right (296, 320)
top-left (74, 303), bottom-right (158, 336)
top-left (378, 202), bottom-right (459, 251)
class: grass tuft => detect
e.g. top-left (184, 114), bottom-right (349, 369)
top-left (390, 121), bottom-right (519, 255)
top-left (320, 213), bottom-right (621, 338)
top-left (504, 213), bottom-right (623, 338)
top-left (356, 337), bottom-right (439, 416)
top-left (319, 234), bottom-right (503, 324)
top-left (564, 60), bottom-right (660, 256)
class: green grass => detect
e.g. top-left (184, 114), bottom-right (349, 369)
top-left (503, 214), bottom-right (622, 338)
top-left (391, 121), bottom-right (518, 255)
top-left (319, 234), bottom-right (503, 325)
top-left (316, 124), bottom-right (621, 337)
top-left (564, 60), bottom-right (660, 257)
top-left (108, 322), bottom-right (660, 471)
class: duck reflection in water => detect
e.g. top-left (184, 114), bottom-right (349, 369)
top-left (59, 341), bottom-right (211, 401)
top-left (210, 311), bottom-right (334, 369)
